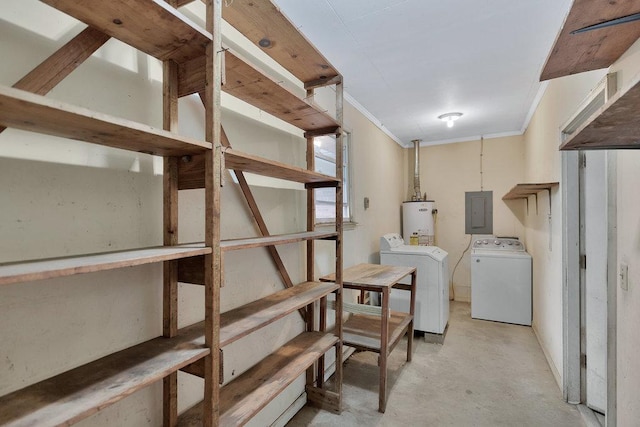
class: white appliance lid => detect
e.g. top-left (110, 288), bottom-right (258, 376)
top-left (381, 244), bottom-right (448, 260)
top-left (380, 233), bottom-right (405, 250)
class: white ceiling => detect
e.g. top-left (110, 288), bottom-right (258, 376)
top-left (273, 0), bottom-right (573, 147)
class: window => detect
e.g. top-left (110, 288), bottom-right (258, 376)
top-left (314, 132), bottom-right (351, 224)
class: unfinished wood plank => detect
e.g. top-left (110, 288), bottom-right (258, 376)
top-left (0, 244), bottom-right (210, 286)
top-left (541, 0), bottom-right (640, 81)
top-left (220, 282), bottom-right (338, 347)
top-left (178, 233), bottom-right (337, 285)
top-left (225, 148), bottom-right (340, 187)
top-left (0, 322), bottom-right (208, 427)
top-left (221, 231), bottom-right (338, 251)
top-left (320, 263), bottom-right (416, 290)
top-left (177, 332), bottom-right (338, 426)
top-left (341, 311), bottom-right (412, 354)
top-left (0, 86), bottom-right (211, 156)
top-left (177, 149), bottom-right (340, 190)
top-left (42, 0), bottom-right (211, 63)
top-left (178, 51), bottom-right (340, 131)
top-left (0, 27), bottom-right (110, 135)
top-left (502, 182), bottom-right (559, 200)
top-left (560, 74), bottom-right (640, 150)
top-left (224, 52), bottom-right (339, 131)
top-left (222, 0), bottom-right (339, 84)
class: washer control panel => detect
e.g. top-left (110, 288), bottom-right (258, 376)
top-left (472, 238), bottom-right (524, 251)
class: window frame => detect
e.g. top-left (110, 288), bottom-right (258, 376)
top-left (313, 130), bottom-right (354, 226)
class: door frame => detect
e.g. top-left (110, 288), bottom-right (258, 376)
top-left (562, 150), bottom-right (617, 425)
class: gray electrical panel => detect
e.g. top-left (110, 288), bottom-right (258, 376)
top-left (465, 191), bottom-right (493, 234)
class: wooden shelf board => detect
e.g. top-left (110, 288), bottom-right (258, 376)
top-left (0, 244), bottom-right (210, 286)
top-left (41, 0), bottom-right (211, 63)
top-left (560, 75), bottom-right (640, 150)
top-left (222, 0), bottom-right (339, 84)
top-left (0, 86), bottom-right (211, 156)
top-left (224, 52), bottom-right (339, 132)
top-left (225, 148), bottom-right (340, 186)
top-left (177, 150), bottom-right (340, 190)
top-left (541, 0), bottom-right (640, 81)
top-left (177, 331), bottom-right (338, 426)
top-left (502, 182), bottom-right (559, 200)
top-left (342, 311), bottom-right (412, 354)
top-left (221, 231), bottom-right (338, 251)
top-left (178, 51), bottom-right (339, 132)
top-left (220, 281), bottom-right (338, 347)
top-left (0, 322), bottom-right (208, 427)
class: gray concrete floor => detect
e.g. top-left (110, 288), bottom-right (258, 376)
top-left (288, 302), bottom-right (584, 426)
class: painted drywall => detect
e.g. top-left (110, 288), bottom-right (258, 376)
top-left (522, 69), bottom-right (606, 387)
top-left (607, 39), bottom-right (640, 426)
top-left (0, 1), bottom-right (405, 425)
top-left (413, 136), bottom-right (526, 301)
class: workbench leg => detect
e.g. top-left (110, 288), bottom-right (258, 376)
top-left (407, 270), bottom-right (417, 362)
top-left (379, 288), bottom-right (389, 413)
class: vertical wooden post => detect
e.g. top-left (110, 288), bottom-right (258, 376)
top-left (305, 88), bottom-right (317, 387)
top-left (204, 0), bottom-right (223, 425)
top-left (334, 77), bottom-right (344, 404)
top-left (162, 56), bottom-right (179, 427)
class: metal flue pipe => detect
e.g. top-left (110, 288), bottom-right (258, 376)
top-left (412, 139), bottom-right (422, 201)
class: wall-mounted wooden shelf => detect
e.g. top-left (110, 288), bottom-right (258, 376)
top-left (540, 0), bottom-right (640, 81)
top-left (177, 149), bottom-right (341, 190)
top-left (0, 244), bottom-right (210, 286)
top-left (502, 182), bottom-right (559, 200)
top-left (0, 322), bottom-right (208, 427)
top-left (0, 86), bottom-right (211, 156)
top-left (560, 74), bottom-right (640, 150)
top-left (221, 0), bottom-right (339, 85)
top-left (177, 332), bottom-right (339, 427)
top-left (503, 182), bottom-right (559, 216)
top-left (41, 0), bottom-right (211, 63)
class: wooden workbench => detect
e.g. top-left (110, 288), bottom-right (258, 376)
top-left (320, 263), bottom-right (416, 412)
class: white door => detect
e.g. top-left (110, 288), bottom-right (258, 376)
top-left (581, 150), bottom-right (607, 413)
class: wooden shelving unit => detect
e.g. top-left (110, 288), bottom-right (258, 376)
top-left (1, 0), bottom-right (343, 425)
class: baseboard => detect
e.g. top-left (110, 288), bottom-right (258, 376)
top-left (532, 323), bottom-right (562, 390)
top-left (270, 393), bottom-right (307, 427)
top-left (577, 404), bottom-right (605, 427)
top-left (453, 285), bottom-right (470, 302)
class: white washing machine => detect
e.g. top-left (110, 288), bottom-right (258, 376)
top-left (379, 233), bottom-right (449, 334)
top-left (471, 237), bottom-right (532, 326)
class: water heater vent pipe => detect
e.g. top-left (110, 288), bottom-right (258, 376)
top-left (412, 139), bottom-right (423, 201)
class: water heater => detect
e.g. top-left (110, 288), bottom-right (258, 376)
top-left (402, 201), bottom-right (436, 245)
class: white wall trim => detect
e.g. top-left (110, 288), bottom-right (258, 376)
top-left (418, 130), bottom-right (524, 148)
top-left (343, 91), bottom-right (404, 146)
top-left (533, 323), bottom-right (563, 390)
top-left (520, 81), bottom-right (550, 134)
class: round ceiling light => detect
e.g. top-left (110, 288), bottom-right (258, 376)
top-left (438, 112), bottom-right (463, 128)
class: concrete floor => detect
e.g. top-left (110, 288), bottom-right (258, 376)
top-left (288, 302), bottom-right (584, 426)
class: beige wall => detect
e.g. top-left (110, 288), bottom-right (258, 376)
top-left (522, 69), bottom-right (606, 386)
top-left (414, 136), bottom-right (526, 301)
top-left (0, 2), bottom-right (404, 426)
top-left (608, 39), bottom-right (640, 426)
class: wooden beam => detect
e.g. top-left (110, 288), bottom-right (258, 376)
top-left (203, 0), bottom-right (223, 425)
top-left (162, 51), bottom-right (180, 426)
top-left (0, 26), bottom-right (110, 135)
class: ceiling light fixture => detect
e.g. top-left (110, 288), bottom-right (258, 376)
top-left (438, 112), bottom-right (463, 128)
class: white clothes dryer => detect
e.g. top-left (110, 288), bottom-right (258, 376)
top-left (379, 233), bottom-right (449, 335)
